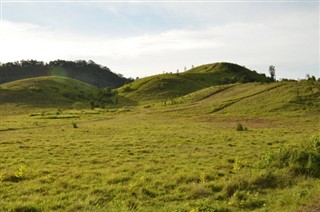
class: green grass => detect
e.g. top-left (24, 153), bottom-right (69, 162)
top-left (0, 74), bottom-right (319, 211)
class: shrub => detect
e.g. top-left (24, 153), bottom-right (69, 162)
top-left (72, 122), bottom-right (78, 128)
top-left (56, 108), bottom-right (62, 115)
top-left (236, 123), bottom-right (247, 131)
top-left (277, 136), bottom-right (320, 177)
top-left (263, 135), bottom-right (320, 178)
top-left (223, 179), bottom-right (250, 197)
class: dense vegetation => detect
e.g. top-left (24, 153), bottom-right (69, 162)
top-left (0, 60), bottom-right (130, 88)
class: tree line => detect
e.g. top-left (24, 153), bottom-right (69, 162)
top-left (0, 59), bottom-right (133, 88)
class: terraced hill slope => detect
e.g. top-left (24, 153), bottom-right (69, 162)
top-left (117, 62), bottom-right (270, 101)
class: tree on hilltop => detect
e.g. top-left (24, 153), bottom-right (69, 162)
top-left (269, 65), bottom-right (276, 82)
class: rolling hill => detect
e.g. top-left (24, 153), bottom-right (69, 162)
top-left (0, 76), bottom-right (100, 107)
top-left (117, 62), bottom-right (271, 102)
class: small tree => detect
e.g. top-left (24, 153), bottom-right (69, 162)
top-left (269, 65), bottom-right (276, 82)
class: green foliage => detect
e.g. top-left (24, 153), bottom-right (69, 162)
top-left (277, 136), bottom-right (320, 177)
top-left (236, 123), bottom-right (247, 131)
top-left (72, 122), bottom-right (78, 128)
top-left (259, 135), bottom-right (320, 178)
top-left (269, 65), bottom-right (276, 82)
top-left (0, 59), bottom-right (127, 88)
top-left (14, 165), bottom-right (26, 179)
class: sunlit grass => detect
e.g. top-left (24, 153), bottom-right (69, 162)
top-left (0, 80), bottom-right (319, 211)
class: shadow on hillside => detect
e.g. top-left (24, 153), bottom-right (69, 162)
top-left (117, 96), bottom-right (139, 106)
top-left (0, 88), bottom-right (139, 109)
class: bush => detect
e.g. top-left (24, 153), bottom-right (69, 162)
top-left (278, 135), bottom-right (320, 177)
top-left (236, 123), bottom-right (248, 131)
top-left (72, 122), bottom-right (78, 128)
top-left (223, 179), bottom-right (250, 197)
top-left (263, 135), bottom-right (320, 178)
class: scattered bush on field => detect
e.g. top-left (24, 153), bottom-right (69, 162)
top-left (236, 123), bottom-right (248, 131)
top-left (258, 135), bottom-right (320, 177)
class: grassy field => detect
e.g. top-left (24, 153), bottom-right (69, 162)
top-left (0, 79), bottom-right (319, 211)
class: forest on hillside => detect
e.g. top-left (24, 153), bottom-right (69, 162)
top-left (0, 60), bottom-right (133, 88)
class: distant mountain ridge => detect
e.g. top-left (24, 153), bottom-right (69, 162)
top-left (0, 60), bottom-right (129, 88)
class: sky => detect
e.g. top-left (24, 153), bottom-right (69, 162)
top-left (0, 0), bottom-right (319, 80)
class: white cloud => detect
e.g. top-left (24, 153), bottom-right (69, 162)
top-left (0, 20), bottom-right (223, 60)
top-left (0, 5), bottom-right (318, 80)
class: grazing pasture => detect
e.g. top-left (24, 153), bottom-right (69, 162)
top-left (0, 76), bottom-right (319, 211)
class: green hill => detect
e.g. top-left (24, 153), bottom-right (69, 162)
top-left (0, 76), bottom-right (100, 107)
top-left (117, 62), bottom-right (270, 102)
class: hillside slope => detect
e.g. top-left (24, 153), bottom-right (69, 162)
top-left (0, 60), bottom-right (128, 88)
top-left (117, 62), bottom-right (270, 102)
top-left (173, 81), bottom-right (320, 115)
top-left (0, 76), bottom-right (100, 107)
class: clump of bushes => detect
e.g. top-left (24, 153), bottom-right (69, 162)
top-left (236, 123), bottom-right (248, 131)
top-left (277, 135), bottom-right (320, 177)
top-left (72, 122), bottom-right (78, 128)
top-left (259, 135), bottom-right (320, 178)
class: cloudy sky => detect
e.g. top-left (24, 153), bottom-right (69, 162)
top-left (0, 1), bottom-right (319, 79)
